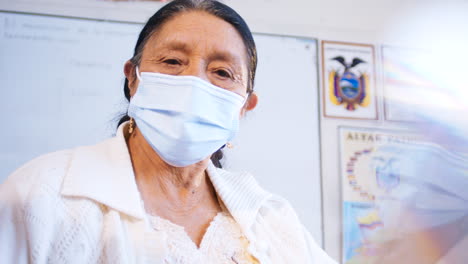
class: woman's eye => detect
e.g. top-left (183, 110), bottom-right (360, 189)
top-left (163, 59), bottom-right (181, 65)
top-left (215, 69), bottom-right (232, 79)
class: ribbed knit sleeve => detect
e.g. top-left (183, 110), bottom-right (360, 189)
top-left (0, 170), bottom-right (30, 264)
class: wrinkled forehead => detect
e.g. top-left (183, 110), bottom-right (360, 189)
top-left (142, 11), bottom-right (248, 64)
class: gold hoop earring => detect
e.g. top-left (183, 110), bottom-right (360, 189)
top-left (128, 117), bottom-right (134, 134)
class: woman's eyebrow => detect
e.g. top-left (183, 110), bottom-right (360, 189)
top-left (208, 51), bottom-right (242, 66)
top-left (157, 41), bottom-right (243, 68)
top-left (160, 41), bottom-right (191, 53)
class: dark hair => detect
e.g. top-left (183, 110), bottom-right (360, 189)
top-left (117, 0), bottom-right (257, 168)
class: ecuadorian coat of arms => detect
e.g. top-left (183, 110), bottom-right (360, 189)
top-left (329, 56), bottom-right (370, 111)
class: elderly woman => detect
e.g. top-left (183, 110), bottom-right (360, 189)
top-left (0, 0), bottom-right (336, 263)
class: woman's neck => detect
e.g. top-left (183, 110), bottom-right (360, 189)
top-left (125, 126), bottom-right (219, 215)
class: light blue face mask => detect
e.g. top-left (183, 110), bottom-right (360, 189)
top-left (127, 68), bottom-right (246, 167)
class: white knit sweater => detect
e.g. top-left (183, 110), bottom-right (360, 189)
top-left (0, 124), bottom-right (337, 264)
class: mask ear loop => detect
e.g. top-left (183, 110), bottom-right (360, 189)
top-left (135, 66), bottom-right (142, 81)
top-left (128, 66), bottom-right (142, 135)
top-left (224, 94), bottom-right (248, 150)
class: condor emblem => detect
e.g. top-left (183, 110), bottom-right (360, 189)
top-left (329, 56), bottom-right (370, 111)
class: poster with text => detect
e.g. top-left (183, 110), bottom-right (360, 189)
top-left (340, 127), bottom-right (468, 263)
top-left (339, 127), bottom-right (419, 263)
top-left (321, 41), bottom-right (377, 119)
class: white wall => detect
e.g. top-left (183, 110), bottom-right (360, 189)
top-left (1, 0), bottom-right (467, 261)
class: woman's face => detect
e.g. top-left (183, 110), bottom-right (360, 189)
top-left (127, 11), bottom-right (251, 98)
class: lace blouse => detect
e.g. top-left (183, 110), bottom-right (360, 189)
top-left (146, 212), bottom-right (259, 264)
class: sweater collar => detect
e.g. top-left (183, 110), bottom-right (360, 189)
top-left (61, 122), bottom-right (146, 220)
top-left (60, 122), bottom-right (271, 229)
top-left (207, 163), bottom-right (271, 232)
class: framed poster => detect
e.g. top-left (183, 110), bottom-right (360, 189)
top-left (340, 127), bottom-right (468, 263)
top-left (321, 41), bottom-right (377, 120)
top-left (339, 127), bottom-right (418, 263)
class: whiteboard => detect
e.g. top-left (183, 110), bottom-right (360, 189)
top-left (0, 11), bottom-right (141, 175)
top-left (0, 11), bottom-right (322, 245)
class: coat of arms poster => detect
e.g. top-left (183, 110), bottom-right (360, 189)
top-left (321, 41), bottom-right (377, 119)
